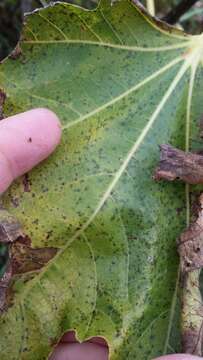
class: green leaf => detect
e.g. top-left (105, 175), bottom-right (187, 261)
top-left (0, 1), bottom-right (203, 359)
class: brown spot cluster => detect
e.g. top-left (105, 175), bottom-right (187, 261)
top-left (154, 144), bottom-right (203, 275)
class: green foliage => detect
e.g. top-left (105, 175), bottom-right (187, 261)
top-left (0, 0), bottom-right (203, 359)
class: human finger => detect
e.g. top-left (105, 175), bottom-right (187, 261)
top-left (0, 108), bottom-right (61, 193)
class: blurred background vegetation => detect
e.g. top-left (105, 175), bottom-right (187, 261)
top-left (0, 0), bottom-right (203, 62)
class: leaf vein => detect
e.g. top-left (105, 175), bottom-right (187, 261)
top-left (38, 12), bottom-right (68, 40)
top-left (23, 39), bottom-right (190, 52)
top-left (62, 56), bottom-right (183, 131)
top-left (99, 8), bottom-right (124, 45)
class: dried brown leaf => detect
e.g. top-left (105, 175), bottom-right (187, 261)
top-left (154, 144), bottom-right (203, 184)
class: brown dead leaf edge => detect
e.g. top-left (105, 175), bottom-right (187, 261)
top-left (0, 207), bottom-right (57, 312)
top-left (154, 144), bottom-right (203, 356)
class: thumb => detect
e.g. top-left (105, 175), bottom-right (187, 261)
top-left (0, 108), bottom-right (61, 193)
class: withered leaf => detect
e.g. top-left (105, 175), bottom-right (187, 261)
top-left (178, 195), bottom-right (203, 273)
top-left (0, 209), bottom-right (57, 311)
top-left (154, 144), bottom-right (203, 184)
top-left (0, 208), bottom-right (22, 244)
top-left (154, 144), bottom-right (203, 356)
top-left (10, 237), bottom-right (57, 275)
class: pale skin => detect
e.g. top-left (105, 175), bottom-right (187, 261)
top-left (0, 108), bottom-right (201, 360)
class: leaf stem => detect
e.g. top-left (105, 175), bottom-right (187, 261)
top-left (146, 0), bottom-right (155, 16)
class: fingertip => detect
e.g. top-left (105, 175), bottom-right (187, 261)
top-left (31, 108), bottom-right (62, 149)
top-left (49, 342), bottom-right (108, 360)
top-left (0, 152), bottom-right (14, 193)
top-left (2, 107), bottom-right (62, 151)
top-left (154, 354), bottom-right (202, 360)
top-left (0, 108), bottom-right (62, 193)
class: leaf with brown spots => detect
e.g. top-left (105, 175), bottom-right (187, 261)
top-left (1, 0), bottom-right (203, 359)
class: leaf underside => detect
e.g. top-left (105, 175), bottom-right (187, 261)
top-left (0, 1), bottom-right (203, 359)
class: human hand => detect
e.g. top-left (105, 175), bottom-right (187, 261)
top-left (0, 109), bottom-right (202, 360)
top-left (0, 108), bottom-right (61, 193)
top-left (51, 335), bottom-right (203, 360)
top-left (50, 332), bottom-right (202, 360)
